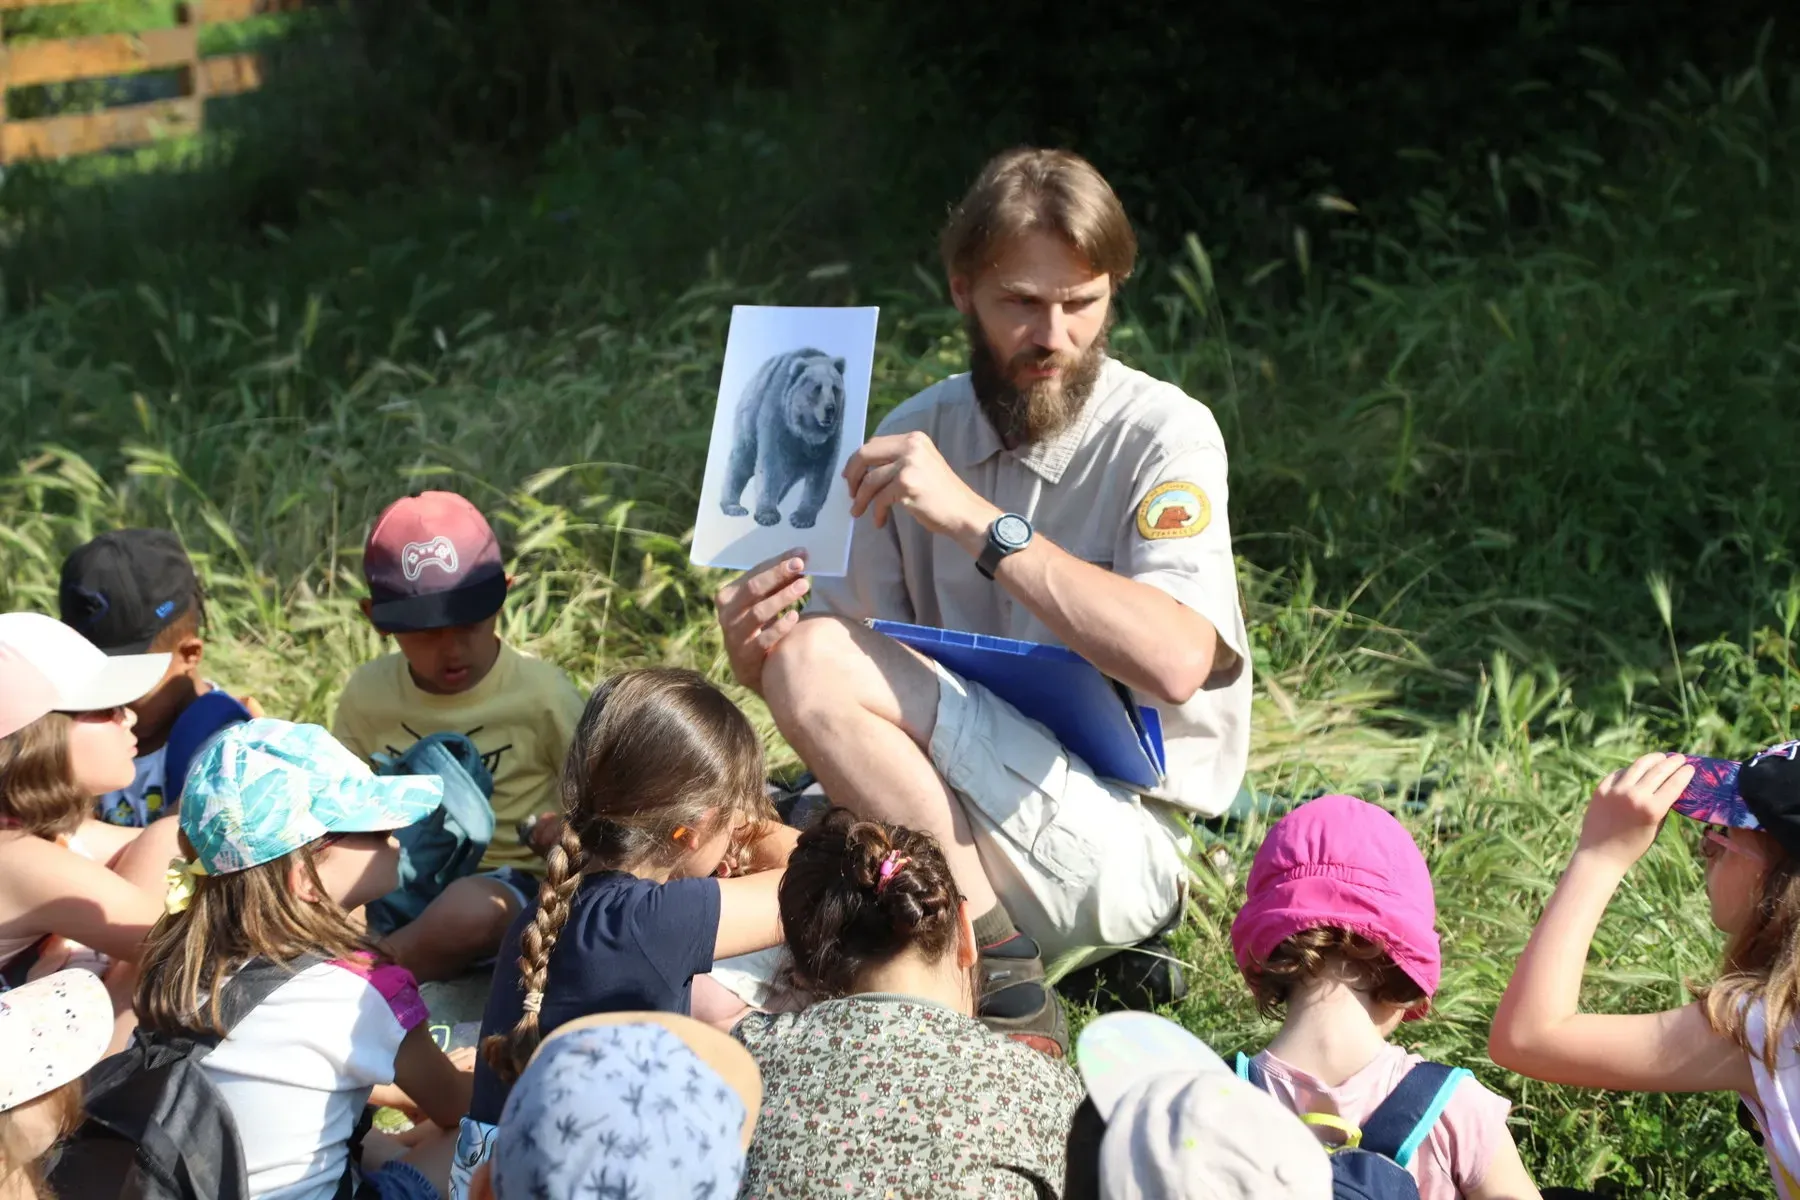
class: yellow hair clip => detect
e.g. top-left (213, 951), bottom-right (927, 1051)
top-left (163, 857), bottom-right (209, 915)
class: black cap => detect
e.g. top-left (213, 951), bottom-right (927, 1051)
top-left (1739, 748), bottom-right (1800, 862)
top-left (58, 530), bottom-right (201, 655)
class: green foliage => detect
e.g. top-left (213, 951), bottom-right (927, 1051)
top-left (3, 26), bottom-right (1800, 1198)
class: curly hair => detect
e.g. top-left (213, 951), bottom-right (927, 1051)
top-left (1245, 926), bottom-right (1427, 1018)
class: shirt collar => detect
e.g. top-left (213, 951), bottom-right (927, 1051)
top-left (957, 357), bottom-right (1118, 484)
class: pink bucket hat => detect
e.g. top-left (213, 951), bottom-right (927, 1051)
top-left (1229, 794), bottom-right (1441, 1003)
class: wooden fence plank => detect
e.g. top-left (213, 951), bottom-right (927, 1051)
top-left (0, 1), bottom-right (85, 10)
top-left (1, 95), bottom-right (198, 160)
top-left (3, 26), bottom-right (196, 87)
top-left (199, 51), bottom-right (258, 96)
top-left (181, 0), bottom-right (302, 25)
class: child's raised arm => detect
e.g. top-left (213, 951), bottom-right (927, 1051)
top-left (1489, 752), bottom-right (1751, 1094)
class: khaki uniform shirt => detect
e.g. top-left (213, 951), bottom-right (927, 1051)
top-left (810, 357), bottom-right (1251, 817)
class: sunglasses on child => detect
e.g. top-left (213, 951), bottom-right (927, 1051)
top-left (1698, 829), bottom-right (1767, 865)
top-left (71, 706), bottom-right (129, 724)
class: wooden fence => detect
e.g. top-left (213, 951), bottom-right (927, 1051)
top-left (0, 0), bottom-right (294, 163)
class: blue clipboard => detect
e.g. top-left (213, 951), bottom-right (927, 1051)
top-left (869, 620), bottom-right (1166, 792)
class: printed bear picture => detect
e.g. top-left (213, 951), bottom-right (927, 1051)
top-left (719, 347), bottom-right (847, 529)
top-left (691, 305), bottom-right (876, 577)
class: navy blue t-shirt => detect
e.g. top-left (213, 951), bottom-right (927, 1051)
top-left (468, 869), bottom-right (721, 1123)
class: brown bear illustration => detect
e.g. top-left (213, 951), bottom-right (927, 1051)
top-left (1153, 505), bottom-right (1191, 530)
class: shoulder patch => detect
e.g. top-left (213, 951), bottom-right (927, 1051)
top-left (1136, 482), bottom-right (1211, 540)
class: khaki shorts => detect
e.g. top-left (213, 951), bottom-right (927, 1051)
top-left (927, 660), bottom-right (1191, 968)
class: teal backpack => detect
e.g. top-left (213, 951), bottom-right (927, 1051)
top-left (365, 732), bottom-right (497, 934)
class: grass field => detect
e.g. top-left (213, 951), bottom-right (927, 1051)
top-left (2, 24), bottom-right (1797, 1195)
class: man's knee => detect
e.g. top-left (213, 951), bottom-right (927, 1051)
top-left (763, 615), bottom-right (869, 718)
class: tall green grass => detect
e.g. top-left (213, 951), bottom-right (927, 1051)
top-left (3, 43), bottom-right (1798, 1196)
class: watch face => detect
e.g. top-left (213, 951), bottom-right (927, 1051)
top-left (995, 515), bottom-right (1032, 549)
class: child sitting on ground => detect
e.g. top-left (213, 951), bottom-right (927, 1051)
top-left (1490, 747), bottom-right (1800, 1198)
top-left (1230, 793), bottom-right (1541, 1200)
top-left (333, 491), bottom-right (586, 983)
top-left (59, 529), bottom-right (260, 827)
top-left (0, 969), bottom-right (114, 1200)
top-left (0, 613), bottom-right (185, 1046)
top-left (453, 668), bottom-right (794, 1195)
top-left (735, 806), bottom-right (1084, 1198)
top-left (139, 717), bottom-right (474, 1200)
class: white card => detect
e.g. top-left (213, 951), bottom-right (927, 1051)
top-left (690, 305), bottom-right (879, 577)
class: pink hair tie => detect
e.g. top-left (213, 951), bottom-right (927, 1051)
top-left (875, 851), bottom-right (911, 895)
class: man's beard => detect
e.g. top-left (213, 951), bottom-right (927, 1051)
top-left (968, 313), bottom-right (1109, 449)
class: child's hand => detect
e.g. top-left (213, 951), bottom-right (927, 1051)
top-left (1576, 752), bottom-right (1695, 870)
top-left (446, 1045), bottom-right (478, 1074)
top-left (516, 813), bottom-right (561, 856)
top-left (736, 820), bottom-right (801, 874)
top-left (239, 695), bottom-right (266, 719)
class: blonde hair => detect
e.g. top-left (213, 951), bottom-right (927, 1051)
top-left (0, 716), bottom-right (88, 840)
top-left (482, 668), bottom-right (766, 1083)
top-left (134, 832), bottom-right (371, 1036)
top-left (0, 1078), bottom-right (83, 1199)
top-left (1695, 831), bottom-right (1800, 1069)
top-left (940, 147), bottom-right (1137, 285)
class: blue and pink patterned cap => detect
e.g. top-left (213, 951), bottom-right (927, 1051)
top-left (180, 718), bottom-right (441, 874)
top-left (1674, 740), bottom-right (1800, 858)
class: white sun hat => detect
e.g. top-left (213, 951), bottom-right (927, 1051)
top-left (0, 969), bottom-right (113, 1113)
top-left (0, 612), bottom-right (170, 719)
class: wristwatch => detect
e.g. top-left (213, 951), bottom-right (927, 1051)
top-left (977, 513), bottom-right (1034, 579)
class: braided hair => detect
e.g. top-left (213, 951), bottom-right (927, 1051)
top-left (482, 667), bottom-right (767, 1082)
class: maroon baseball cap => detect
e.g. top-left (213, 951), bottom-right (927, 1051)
top-left (362, 492), bottom-right (507, 632)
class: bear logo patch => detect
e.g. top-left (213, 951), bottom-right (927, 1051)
top-left (1136, 482), bottom-right (1211, 540)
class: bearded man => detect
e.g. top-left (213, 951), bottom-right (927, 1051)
top-left (714, 148), bottom-right (1251, 1056)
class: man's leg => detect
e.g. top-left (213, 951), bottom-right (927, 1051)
top-left (762, 616), bottom-right (1060, 1046)
top-left (761, 616), bottom-right (998, 916)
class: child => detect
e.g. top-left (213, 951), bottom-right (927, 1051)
top-left (468, 1013), bottom-right (763, 1200)
top-left (0, 612), bottom-right (182, 1040)
top-left (734, 806), bottom-right (1084, 1198)
top-left (59, 529), bottom-right (260, 827)
top-left (0, 969), bottom-right (113, 1200)
top-left (138, 717), bottom-right (473, 1200)
top-left (333, 491), bottom-right (586, 982)
top-left (464, 668), bottom-right (792, 1127)
top-left (1230, 793), bottom-right (1541, 1200)
top-left (1490, 747), bottom-right (1800, 1197)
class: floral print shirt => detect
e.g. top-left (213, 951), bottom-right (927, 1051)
top-left (734, 993), bottom-right (1081, 1198)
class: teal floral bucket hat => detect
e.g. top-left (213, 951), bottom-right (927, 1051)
top-left (180, 718), bottom-right (442, 875)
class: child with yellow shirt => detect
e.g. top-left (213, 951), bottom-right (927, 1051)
top-left (334, 491), bottom-right (585, 981)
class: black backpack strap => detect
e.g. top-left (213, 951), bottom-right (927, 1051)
top-left (1357, 1062), bottom-right (1470, 1166)
top-left (192, 952), bottom-right (331, 1053)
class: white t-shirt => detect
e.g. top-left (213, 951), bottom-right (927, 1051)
top-left (1744, 1002), bottom-right (1800, 1199)
top-left (96, 744), bottom-right (167, 828)
top-left (203, 956), bottom-right (427, 1200)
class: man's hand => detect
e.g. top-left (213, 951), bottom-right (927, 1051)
top-left (713, 549), bottom-right (811, 694)
top-left (845, 432), bottom-right (1000, 553)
